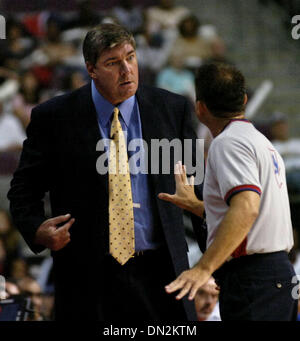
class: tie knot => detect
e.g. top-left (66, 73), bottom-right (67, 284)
top-left (113, 107), bottom-right (119, 121)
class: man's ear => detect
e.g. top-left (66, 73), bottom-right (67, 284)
top-left (243, 94), bottom-right (248, 106)
top-left (195, 100), bottom-right (208, 121)
top-left (196, 100), bottom-right (209, 115)
top-left (85, 62), bottom-right (96, 79)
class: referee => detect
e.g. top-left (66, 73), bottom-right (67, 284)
top-left (159, 63), bottom-right (298, 320)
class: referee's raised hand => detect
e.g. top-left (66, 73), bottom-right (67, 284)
top-left (158, 161), bottom-right (204, 217)
top-left (34, 214), bottom-right (75, 251)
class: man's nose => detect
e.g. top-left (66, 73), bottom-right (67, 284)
top-left (120, 61), bottom-right (130, 74)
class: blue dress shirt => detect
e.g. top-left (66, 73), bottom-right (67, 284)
top-left (91, 80), bottom-right (160, 251)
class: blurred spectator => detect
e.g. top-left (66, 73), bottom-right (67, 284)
top-left (5, 280), bottom-right (21, 298)
top-left (63, 0), bottom-right (101, 30)
top-left (169, 15), bottom-right (213, 71)
top-left (135, 14), bottom-right (177, 85)
top-left (40, 293), bottom-right (55, 321)
top-left (0, 102), bottom-right (26, 153)
top-left (270, 112), bottom-right (300, 194)
top-left (156, 52), bottom-right (195, 102)
top-left (40, 17), bottom-right (77, 66)
top-left (0, 210), bottom-right (20, 276)
top-left (0, 238), bottom-right (6, 275)
top-left (62, 68), bottom-right (88, 93)
top-left (0, 279), bottom-right (20, 300)
top-left (136, 29), bottom-right (176, 84)
top-left (200, 25), bottom-right (230, 65)
top-left (0, 18), bottom-right (36, 71)
top-left (111, 0), bottom-right (144, 35)
top-left (12, 70), bottom-right (42, 129)
top-left (270, 111), bottom-right (289, 141)
top-left (194, 277), bottom-right (221, 321)
top-left (22, 11), bottom-right (51, 39)
top-left (17, 276), bottom-right (43, 320)
top-left (36, 256), bottom-right (54, 320)
top-left (37, 256), bottom-right (54, 294)
top-left (22, 16), bottom-right (77, 87)
top-left (9, 258), bottom-right (29, 282)
top-left (0, 100), bottom-right (26, 177)
top-left (146, 0), bottom-right (190, 35)
top-left (0, 67), bottom-right (19, 103)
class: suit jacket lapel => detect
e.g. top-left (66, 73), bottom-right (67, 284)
top-left (136, 87), bottom-right (163, 190)
top-left (75, 83), bottom-right (109, 195)
top-left (136, 87), bottom-right (155, 143)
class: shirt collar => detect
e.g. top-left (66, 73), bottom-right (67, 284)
top-left (91, 80), bottom-right (135, 128)
top-left (220, 118), bottom-right (251, 134)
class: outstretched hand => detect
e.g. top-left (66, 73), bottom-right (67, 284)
top-left (165, 264), bottom-right (212, 301)
top-left (158, 161), bottom-right (203, 216)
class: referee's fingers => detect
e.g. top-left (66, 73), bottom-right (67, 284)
top-left (189, 175), bottom-right (195, 187)
top-left (158, 193), bottom-right (176, 204)
top-left (175, 282), bottom-right (192, 300)
top-left (188, 284), bottom-right (200, 301)
top-left (177, 161), bottom-right (185, 183)
top-left (165, 277), bottom-right (185, 293)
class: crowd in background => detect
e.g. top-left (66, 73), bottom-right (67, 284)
top-left (0, 0), bottom-right (299, 321)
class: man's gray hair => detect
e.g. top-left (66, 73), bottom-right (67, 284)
top-left (83, 23), bottom-right (136, 65)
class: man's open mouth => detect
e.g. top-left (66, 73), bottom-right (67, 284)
top-left (120, 81), bottom-right (132, 86)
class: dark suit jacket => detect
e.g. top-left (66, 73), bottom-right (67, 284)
top-left (8, 84), bottom-right (205, 321)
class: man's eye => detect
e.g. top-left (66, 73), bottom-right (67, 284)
top-left (128, 55), bottom-right (134, 61)
top-left (107, 62), bottom-right (116, 66)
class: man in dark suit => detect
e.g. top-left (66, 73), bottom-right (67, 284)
top-left (7, 24), bottom-right (204, 321)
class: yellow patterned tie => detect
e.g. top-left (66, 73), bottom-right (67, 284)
top-left (109, 107), bottom-right (135, 265)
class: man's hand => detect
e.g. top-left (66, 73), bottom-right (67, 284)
top-left (165, 264), bottom-right (211, 301)
top-left (165, 190), bottom-right (260, 301)
top-left (34, 214), bottom-right (75, 251)
top-left (158, 162), bottom-right (204, 217)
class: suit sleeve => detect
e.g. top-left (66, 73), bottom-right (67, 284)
top-left (7, 106), bottom-right (51, 254)
top-left (181, 98), bottom-right (207, 253)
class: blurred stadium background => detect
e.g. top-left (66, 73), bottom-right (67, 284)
top-left (0, 0), bottom-right (299, 321)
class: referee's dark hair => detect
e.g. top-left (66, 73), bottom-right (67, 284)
top-left (195, 63), bottom-right (246, 118)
